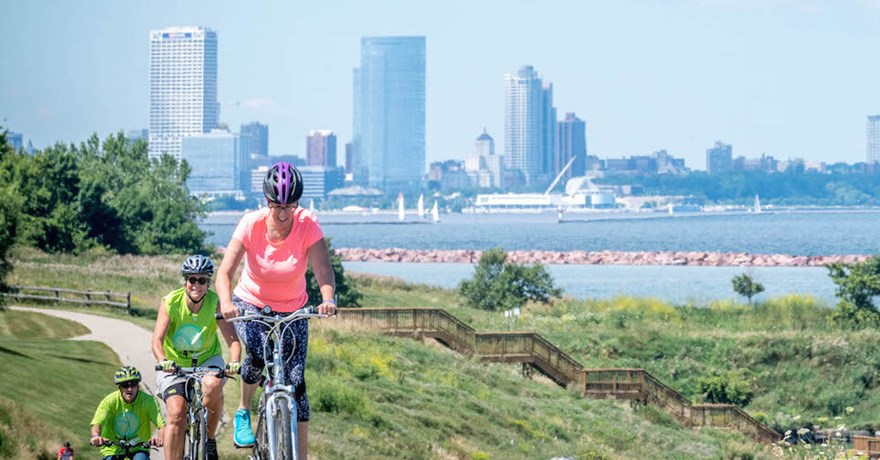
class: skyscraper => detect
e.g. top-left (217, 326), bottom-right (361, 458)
top-left (556, 113), bottom-right (587, 180)
top-left (504, 65), bottom-right (555, 186)
top-left (352, 36), bottom-right (426, 192)
top-left (306, 130), bottom-right (337, 167)
top-left (542, 83), bottom-right (557, 178)
top-left (149, 26), bottom-right (219, 161)
top-left (181, 129), bottom-right (239, 194)
top-left (7, 132), bottom-right (23, 151)
top-left (706, 141), bottom-right (733, 173)
top-left (867, 115), bottom-right (880, 163)
top-left (239, 122), bottom-right (268, 158)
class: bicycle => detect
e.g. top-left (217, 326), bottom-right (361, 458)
top-left (96, 439), bottom-right (155, 459)
top-left (155, 358), bottom-right (229, 460)
top-left (225, 305), bottom-right (326, 460)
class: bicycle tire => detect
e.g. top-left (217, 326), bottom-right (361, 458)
top-left (186, 412), bottom-right (200, 460)
top-left (273, 401), bottom-right (294, 460)
top-left (254, 396), bottom-right (270, 460)
top-left (199, 408), bottom-right (208, 460)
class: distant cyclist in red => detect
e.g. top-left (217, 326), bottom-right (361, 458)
top-left (57, 441), bottom-right (74, 460)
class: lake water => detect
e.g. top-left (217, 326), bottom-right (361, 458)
top-left (200, 209), bottom-right (877, 304)
top-left (342, 261), bottom-right (837, 305)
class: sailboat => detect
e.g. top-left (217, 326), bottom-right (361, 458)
top-left (397, 193), bottom-right (405, 221)
top-left (754, 195), bottom-right (762, 214)
top-left (431, 201), bottom-right (440, 223)
top-left (417, 194), bottom-right (426, 219)
top-left (309, 199), bottom-right (315, 213)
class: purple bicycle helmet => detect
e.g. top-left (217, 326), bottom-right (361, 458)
top-left (263, 161), bottom-right (303, 205)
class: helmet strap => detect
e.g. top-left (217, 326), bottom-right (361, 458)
top-left (186, 290), bottom-right (207, 309)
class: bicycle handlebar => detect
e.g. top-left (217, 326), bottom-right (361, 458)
top-left (99, 440), bottom-right (153, 449)
top-left (154, 363), bottom-right (228, 378)
top-left (222, 305), bottom-right (328, 324)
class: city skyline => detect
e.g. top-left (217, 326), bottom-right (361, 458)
top-left (5, 1), bottom-right (880, 170)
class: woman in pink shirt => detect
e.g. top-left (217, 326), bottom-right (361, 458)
top-left (215, 161), bottom-right (337, 457)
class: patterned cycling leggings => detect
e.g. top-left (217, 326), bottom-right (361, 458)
top-left (233, 296), bottom-right (310, 422)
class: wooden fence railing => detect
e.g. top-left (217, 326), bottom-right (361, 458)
top-left (853, 435), bottom-right (880, 458)
top-left (2, 285), bottom-right (131, 313)
top-left (340, 307), bottom-right (781, 445)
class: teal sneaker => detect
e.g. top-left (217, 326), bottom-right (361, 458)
top-left (233, 409), bottom-right (255, 448)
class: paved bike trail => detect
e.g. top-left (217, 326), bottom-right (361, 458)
top-left (10, 306), bottom-right (167, 460)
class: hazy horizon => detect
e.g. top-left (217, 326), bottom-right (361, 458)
top-left (4, 0), bottom-right (880, 170)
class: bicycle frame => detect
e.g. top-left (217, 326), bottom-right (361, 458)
top-left (158, 359), bottom-right (226, 460)
top-left (227, 306), bottom-right (325, 460)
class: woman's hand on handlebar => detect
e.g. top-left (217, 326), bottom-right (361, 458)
top-left (219, 300), bottom-right (238, 320)
top-left (317, 299), bottom-right (337, 316)
top-left (90, 435), bottom-right (107, 447)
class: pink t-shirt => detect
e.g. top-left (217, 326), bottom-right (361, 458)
top-left (231, 208), bottom-right (324, 312)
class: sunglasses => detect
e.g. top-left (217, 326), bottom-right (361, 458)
top-left (119, 381), bottom-right (139, 389)
top-left (267, 201), bottom-right (297, 210)
top-left (187, 277), bottom-right (209, 285)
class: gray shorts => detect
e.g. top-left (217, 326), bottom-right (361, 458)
top-left (156, 354), bottom-right (225, 400)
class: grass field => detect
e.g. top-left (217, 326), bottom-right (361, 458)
top-left (0, 310), bottom-right (119, 459)
top-left (7, 247), bottom-right (878, 458)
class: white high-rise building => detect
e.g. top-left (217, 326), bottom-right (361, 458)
top-left (504, 66), bottom-right (554, 185)
top-left (149, 26), bottom-right (219, 161)
top-left (867, 115), bottom-right (880, 164)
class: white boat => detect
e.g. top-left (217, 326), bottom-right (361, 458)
top-left (397, 193), bottom-right (405, 221)
top-left (417, 194), bottom-right (426, 219)
top-left (309, 199), bottom-right (315, 213)
top-left (754, 195), bottom-right (762, 214)
top-left (431, 201), bottom-right (440, 223)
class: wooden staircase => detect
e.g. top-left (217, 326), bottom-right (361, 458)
top-left (340, 307), bottom-right (781, 445)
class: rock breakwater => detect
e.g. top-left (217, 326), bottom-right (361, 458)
top-left (337, 248), bottom-right (871, 267)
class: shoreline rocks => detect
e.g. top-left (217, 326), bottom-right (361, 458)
top-left (335, 248), bottom-right (872, 267)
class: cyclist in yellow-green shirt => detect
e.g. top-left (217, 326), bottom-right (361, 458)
top-left (151, 255), bottom-right (241, 460)
top-left (89, 366), bottom-right (165, 460)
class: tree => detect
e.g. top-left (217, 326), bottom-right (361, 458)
top-left (0, 129), bottom-right (21, 307)
top-left (827, 257), bottom-right (880, 328)
top-left (459, 247), bottom-right (562, 311)
top-left (0, 131), bottom-right (208, 255)
top-left (731, 273), bottom-right (764, 304)
top-left (306, 238), bottom-right (361, 307)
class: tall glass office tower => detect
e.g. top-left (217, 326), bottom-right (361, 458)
top-left (149, 26), bottom-right (219, 161)
top-left (504, 65), bottom-right (554, 186)
top-left (352, 36), bottom-right (426, 192)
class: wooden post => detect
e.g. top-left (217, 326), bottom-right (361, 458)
top-left (126, 292), bottom-right (132, 315)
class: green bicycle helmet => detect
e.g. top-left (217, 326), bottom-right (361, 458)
top-left (114, 366), bottom-right (142, 385)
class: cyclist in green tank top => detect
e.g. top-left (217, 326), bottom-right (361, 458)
top-left (151, 255), bottom-right (241, 460)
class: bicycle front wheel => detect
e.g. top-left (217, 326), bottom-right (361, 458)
top-left (273, 402), bottom-right (294, 460)
top-left (185, 414), bottom-right (200, 460)
top-left (199, 408), bottom-right (208, 460)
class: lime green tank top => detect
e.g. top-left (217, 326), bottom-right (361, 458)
top-left (162, 287), bottom-right (222, 367)
top-left (90, 390), bottom-right (165, 457)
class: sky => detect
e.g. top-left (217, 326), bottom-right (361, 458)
top-left (3, 0), bottom-right (880, 170)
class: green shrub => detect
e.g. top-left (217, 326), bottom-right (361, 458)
top-left (698, 371), bottom-right (754, 406)
top-left (459, 247), bottom-right (562, 311)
